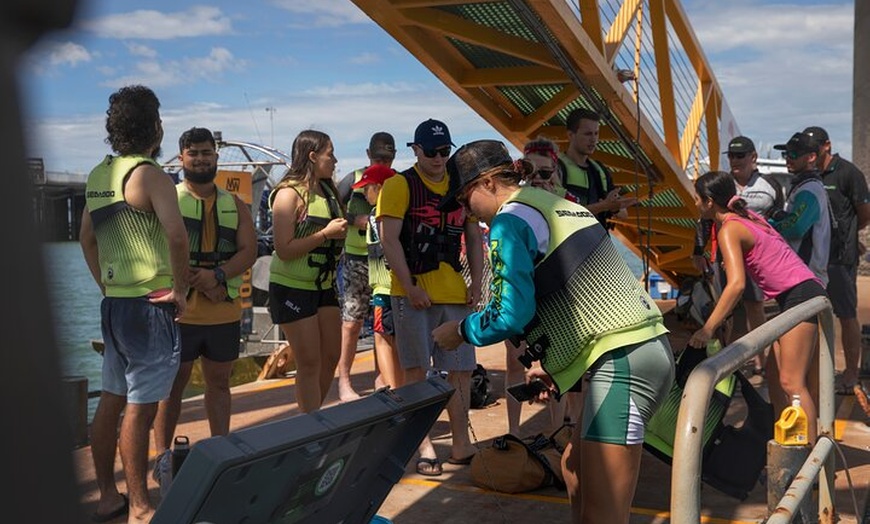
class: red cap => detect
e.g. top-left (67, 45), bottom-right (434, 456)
top-left (352, 164), bottom-right (395, 189)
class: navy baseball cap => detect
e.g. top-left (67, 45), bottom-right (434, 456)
top-left (407, 119), bottom-right (455, 150)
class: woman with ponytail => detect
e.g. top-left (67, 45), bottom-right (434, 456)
top-left (268, 130), bottom-right (347, 412)
top-left (689, 170), bottom-right (827, 442)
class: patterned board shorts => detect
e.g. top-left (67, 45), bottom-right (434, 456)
top-left (339, 256), bottom-right (373, 322)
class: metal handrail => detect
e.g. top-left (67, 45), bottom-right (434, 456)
top-left (670, 295), bottom-right (836, 523)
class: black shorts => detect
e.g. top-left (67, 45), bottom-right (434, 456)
top-left (179, 321), bottom-right (241, 363)
top-left (826, 264), bottom-right (858, 319)
top-left (268, 282), bottom-right (339, 324)
top-left (775, 279), bottom-right (828, 325)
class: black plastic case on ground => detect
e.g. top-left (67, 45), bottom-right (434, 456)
top-left (152, 377), bottom-right (453, 524)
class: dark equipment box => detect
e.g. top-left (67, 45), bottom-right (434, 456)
top-left (152, 377), bottom-right (453, 524)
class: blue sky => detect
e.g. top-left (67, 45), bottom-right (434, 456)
top-left (20, 0), bottom-right (856, 176)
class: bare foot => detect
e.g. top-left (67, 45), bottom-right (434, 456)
top-left (338, 383), bottom-right (361, 402)
top-left (127, 504), bottom-right (154, 524)
top-left (92, 492), bottom-right (128, 522)
top-left (450, 444), bottom-right (478, 464)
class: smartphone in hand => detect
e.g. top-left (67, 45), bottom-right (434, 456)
top-left (506, 379), bottom-right (549, 402)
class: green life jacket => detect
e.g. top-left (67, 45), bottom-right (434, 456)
top-left (558, 153), bottom-right (608, 206)
top-left (176, 183), bottom-right (242, 299)
top-left (366, 210), bottom-right (391, 296)
top-left (269, 180), bottom-right (344, 291)
top-left (344, 169), bottom-right (372, 257)
top-left (85, 155), bottom-right (172, 297)
top-left (507, 188), bottom-right (666, 395)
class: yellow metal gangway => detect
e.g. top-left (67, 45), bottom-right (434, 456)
top-left (351, 0), bottom-right (736, 285)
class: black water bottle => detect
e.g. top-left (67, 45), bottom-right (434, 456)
top-left (171, 435), bottom-right (190, 478)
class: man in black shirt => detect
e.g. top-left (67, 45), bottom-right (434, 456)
top-left (804, 126), bottom-right (870, 392)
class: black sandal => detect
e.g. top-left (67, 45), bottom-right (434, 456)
top-left (415, 457), bottom-right (442, 476)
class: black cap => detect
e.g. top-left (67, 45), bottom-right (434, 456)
top-left (368, 131), bottom-right (396, 160)
top-left (802, 126), bottom-right (829, 143)
top-left (438, 140), bottom-right (533, 212)
top-left (724, 136), bottom-right (755, 154)
top-left (773, 132), bottom-right (821, 157)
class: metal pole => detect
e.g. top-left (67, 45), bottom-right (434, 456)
top-left (854, 0), bottom-right (870, 273)
top-left (265, 106), bottom-right (276, 148)
top-left (670, 296), bottom-right (834, 523)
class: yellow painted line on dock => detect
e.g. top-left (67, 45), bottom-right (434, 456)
top-left (835, 396), bottom-right (855, 440)
top-left (233, 350), bottom-right (376, 392)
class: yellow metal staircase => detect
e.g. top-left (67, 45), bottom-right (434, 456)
top-left (351, 0), bottom-right (735, 285)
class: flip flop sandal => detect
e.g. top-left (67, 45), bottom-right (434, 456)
top-left (415, 457), bottom-right (442, 476)
top-left (91, 494), bottom-right (128, 523)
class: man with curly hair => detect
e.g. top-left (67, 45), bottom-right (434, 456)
top-left (80, 85), bottom-right (189, 523)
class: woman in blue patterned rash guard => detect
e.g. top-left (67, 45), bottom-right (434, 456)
top-left (432, 140), bottom-right (675, 524)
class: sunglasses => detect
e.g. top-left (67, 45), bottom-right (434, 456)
top-left (781, 150), bottom-right (805, 160)
top-left (533, 168), bottom-right (555, 180)
top-left (456, 177), bottom-right (487, 208)
top-left (421, 146), bottom-right (451, 158)
top-left (727, 152), bottom-right (747, 160)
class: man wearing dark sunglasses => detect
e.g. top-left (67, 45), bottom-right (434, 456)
top-left (770, 132), bottom-right (832, 286)
top-left (376, 118), bottom-right (484, 475)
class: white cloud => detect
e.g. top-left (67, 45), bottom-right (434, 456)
top-left (690, 3), bottom-right (852, 53)
top-left (84, 6), bottom-right (233, 40)
top-left (49, 42), bottom-right (92, 67)
top-left (302, 82), bottom-right (419, 97)
top-left (683, 1), bottom-right (856, 158)
top-left (22, 40), bottom-right (93, 75)
top-left (125, 43), bottom-right (156, 58)
top-left (349, 52), bottom-right (380, 65)
top-left (100, 47), bottom-right (246, 89)
top-left (270, 0), bottom-right (370, 27)
top-left (26, 82), bottom-right (496, 176)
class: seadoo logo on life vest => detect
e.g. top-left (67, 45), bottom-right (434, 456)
top-left (87, 190), bottom-right (115, 198)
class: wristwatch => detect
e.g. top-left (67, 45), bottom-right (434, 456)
top-left (213, 267), bottom-right (226, 284)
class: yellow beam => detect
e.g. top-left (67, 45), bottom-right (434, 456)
top-left (459, 66), bottom-right (567, 87)
top-left (705, 91), bottom-right (722, 173)
top-left (513, 85), bottom-right (581, 135)
top-left (664, 0), bottom-right (712, 84)
top-left (579, 0), bottom-right (605, 55)
top-left (679, 81), bottom-right (712, 170)
top-left (610, 218), bottom-right (696, 239)
top-left (649, 0), bottom-right (680, 165)
top-left (604, 0), bottom-right (642, 63)
top-left (626, 206), bottom-right (694, 219)
top-left (401, 8), bottom-right (557, 68)
top-left (655, 246), bottom-right (694, 267)
top-left (391, 0), bottom-right (490, 6)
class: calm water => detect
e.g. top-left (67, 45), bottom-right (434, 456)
top-left (46, 238), bottom-right (650, 422)
top-left (44, 241), bottom-right (105, 420)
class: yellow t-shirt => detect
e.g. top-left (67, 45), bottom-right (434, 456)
top-left (376, 166), bottom-right (469, 304)
top-left (180, 192), bottom-right (242, 325)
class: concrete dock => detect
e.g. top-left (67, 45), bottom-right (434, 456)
top-left (72, 277), bottom-right (870, 523)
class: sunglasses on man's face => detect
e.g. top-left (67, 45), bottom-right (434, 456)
top-left (533, 168), bottom-right (555, 180)
top-left (421, 146), bottom-right (451, 158)
top-left (782, 150), bottom-right (805, 160)
top-left (727, 152), bottom-right (747, 160)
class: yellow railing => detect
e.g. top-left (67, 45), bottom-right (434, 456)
top-left (351, 0), bottom-right (738, 285)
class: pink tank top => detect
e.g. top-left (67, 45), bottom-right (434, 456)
top-left (722, 211), bottom-right (820, 300)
